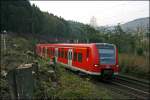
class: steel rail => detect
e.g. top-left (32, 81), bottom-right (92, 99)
top-left (117, 74), bottom-right (149, 85)
top-left (112, 74), bottom-right (150, 99)
top-left (111, 81), bottom-right (150, 99)
top-left (116, 74), bottom-right (150, 92)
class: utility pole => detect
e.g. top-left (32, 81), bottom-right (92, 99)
top-left (4, 31), bottom-right (6, 51)
top-left (2, 30), bottom-right (7, 53)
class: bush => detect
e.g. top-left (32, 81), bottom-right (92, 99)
top-left (136, 48), bottom-right (143, 56)
top-left (34, 59), bottom-right (113, 99)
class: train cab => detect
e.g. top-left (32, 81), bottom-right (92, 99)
top-left (93, 43), bottom-right (119, 79)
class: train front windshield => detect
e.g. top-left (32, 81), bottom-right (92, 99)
top-left (97, 45), bottom-right (116, 65)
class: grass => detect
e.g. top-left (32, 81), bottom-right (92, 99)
top-left (119, 53), bottom-right (149, 80)
top-left (1, 34), bottom-right (36, 70)
top-left (0, 75), bottom-right (10, 99)
top-left (34, 58), bottom-right (114, 99)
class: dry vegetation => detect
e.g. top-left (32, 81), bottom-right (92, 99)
top-left (119, 53), bottom-right (149, 79)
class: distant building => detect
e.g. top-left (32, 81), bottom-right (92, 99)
top-left (90, 16), bottom-right (97, 28)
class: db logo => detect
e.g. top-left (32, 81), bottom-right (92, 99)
top-left (106, 66), bottom-right (110, 69)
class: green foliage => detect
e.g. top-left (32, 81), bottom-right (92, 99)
top-left (136, 48), bottom-right (143, 56)
top-left (1, 0), bottom-right (32, 33)
top-left (34, 61), bottom-right (113, 99)
top-left (1, 0), bottom-right (70, 40)
top-left (0, 75), bottom-right (10, 99)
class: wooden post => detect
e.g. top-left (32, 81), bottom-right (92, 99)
top-left (7, 64), bottom-right (34, 100)
top-left (7, 69), bottom-right (18, 100)
top-left (15, 65), bottom-right (34, 99)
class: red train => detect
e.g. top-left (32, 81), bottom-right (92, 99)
top-left (36, 43), bottom-right (119, 79)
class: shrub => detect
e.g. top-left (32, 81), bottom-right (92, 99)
top-left (136, 48), bottom-right (143, 56)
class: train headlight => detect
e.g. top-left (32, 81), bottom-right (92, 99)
top-left (94, 64), bottom-right (99, 67)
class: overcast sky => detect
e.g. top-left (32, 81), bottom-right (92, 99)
top-left (30, 1), bottom-right (149, 26)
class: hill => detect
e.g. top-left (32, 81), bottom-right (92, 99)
top-left (96, 17), bottom-right (149, 33)
top-left (121, 17), bottom-right (149, 32)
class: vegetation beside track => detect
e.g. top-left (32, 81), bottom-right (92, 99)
top-left (119, 53), bottom-right (149, 80)
top-left (1, 33), bottom-right (36, 99)
top-left (34, 58), bottom-right (114, 99)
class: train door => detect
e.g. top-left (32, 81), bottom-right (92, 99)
top-left (45, 47), bottom-right (47, 58)
top-left (68, 49), bottom-right (73, 66)
top-left (55, 48), bottom-right (58, 62)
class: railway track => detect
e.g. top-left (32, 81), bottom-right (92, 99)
top-left (116, 74), bottom-right (149, 87)
top-left (83, 74), bottom-right (150, 99)
top-left (111, 74), bottom-right (150, 99)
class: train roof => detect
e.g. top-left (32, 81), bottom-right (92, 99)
top-left (55, 43), bottom-right (113, 45)
top-left (37, 43), bottom-right (115, 47)
top-left (36, 43), bottom-right (115, 48)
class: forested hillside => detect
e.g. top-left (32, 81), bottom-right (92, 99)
top-left (1, 0), bottom-right (96, 42)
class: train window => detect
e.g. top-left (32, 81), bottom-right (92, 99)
top-left (44, 48), bottom-right (46, 54)
top-left (60, 50), bottom-right (61, 58)
top-left (65, 51), bottom-right (67, 59)
top-left (43, 48), bottom-right (45, 53)
top-left (53, 49), bottom-right (54, 55)
top-left (74, 52), bottom-right (77, 61)
top-left (60, 51), bottom-right (62, 58)
top-left (44, 48), bottom-right (46, 53)
top-left (63, 51), bottom-right (65, 58)
top-left (51, 48), bottom-right (52, 56)
top-left (98, 45), bottom-right (115, 64)
top-left (55, 48), bottom-right (58, 57)
top-left (60, 48), bottom-right (63, 58)
top-left (70, 52), bottom-right (72, 59)
top-left (51, 48), bottom-right (53, 55)
top-left (78, 53), bottom-right (82, 62)
top-left (61, 50), bottom-right (64, 58)
top-left (52, 49), bottom-right (54, 56)
top-left (49, 48), bottom-right (51, 56)
top-left (86, 48), bottom-right (89, 58)
top-left (48, 49), bottom-right (50, 55)
top-left (63, 50), bottom-right (65, 58)
top-left (50, 48), bottom-right (52, 55)
top-left (61, 51), bottom-right (63, 58)
top-left (58, 49), bottom-right (61, 57)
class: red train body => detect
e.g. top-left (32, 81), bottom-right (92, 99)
top-left (36, 43), bottom-right (119, 79)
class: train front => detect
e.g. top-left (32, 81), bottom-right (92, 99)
top-left (95, 43), bottom-right (119, 79)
